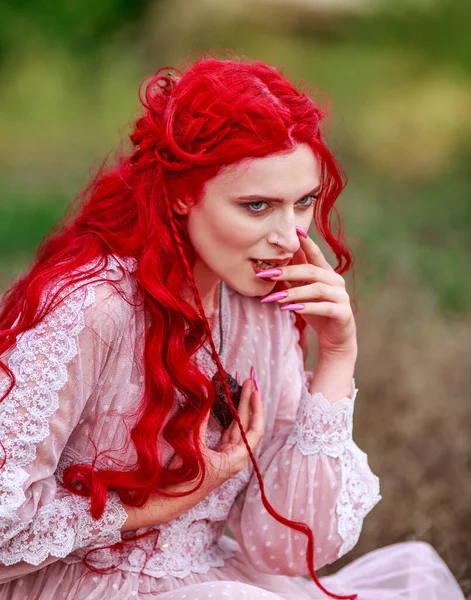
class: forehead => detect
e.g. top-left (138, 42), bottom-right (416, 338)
top-left (213, 143), bottom-right (321, 198)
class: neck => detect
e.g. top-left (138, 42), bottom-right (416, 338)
top-left (204, 281), bottom-right (220, 330)
top-left (184, 258), bottom-right (221, 327)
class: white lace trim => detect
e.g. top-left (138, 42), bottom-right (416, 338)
top-left (129, 468), bottom-right (251, 579)
top-left (336, 443), bottom-right (381, 555)
top-left (287, 378), bottom-right (357, 457)
top-left (69, 450), bottom-right (252, 579)
top-left (0, 255), bottom-right (129, 561)
top-left (286, 378), bottom-right (381, 556)
top-left (0, 491), bottom-right (127, 566)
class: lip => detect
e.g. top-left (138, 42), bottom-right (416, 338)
top-left (250, 258), bottom-right (291, 266)
top-left (250, 258), bottom-right (289, 276)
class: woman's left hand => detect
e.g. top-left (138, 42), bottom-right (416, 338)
top-left (259, 227), bottom-right (357, 356)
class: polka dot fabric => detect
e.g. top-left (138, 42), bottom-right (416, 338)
top-left (0, 258), bottom-right (465, 599)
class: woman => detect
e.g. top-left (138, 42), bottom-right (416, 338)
top-left (0, 56), bottom-right (464, 599)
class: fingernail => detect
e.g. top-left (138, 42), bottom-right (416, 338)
top-left (235, 371), bottom-right (240, 384)
top-left (296, 226), bottom-right (308, 239)
top-left (280, 303), bottom-right (305, 311)
top-left (253, 376), bottom-right (261, 394)
top-left (260, 291), bottom-right (288, 303)
top-left (250, 365), bottom-right (261, 393)
top-left (255, 268), bottom-right (282, 278)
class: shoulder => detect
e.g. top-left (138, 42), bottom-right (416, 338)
top-left (85, 255), bottom-right (140, 324)
top-left (42, 254), bottom-right (141, 337)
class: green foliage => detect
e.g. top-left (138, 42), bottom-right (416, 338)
top-left (0, 184), bottom-right (67, 257)
top-left (0, 0), bottom-right (470, 316)
top-left (0, 0), bottom-right (152, 61)
top-left (356, 0), bottom-right (471, 75)
top-left (340, 149), bottom-right (471, 314)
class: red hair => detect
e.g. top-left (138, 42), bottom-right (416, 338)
top-left (0, 55), bottom-right (355, 599)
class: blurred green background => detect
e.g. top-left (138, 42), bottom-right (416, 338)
top-left (1, 0), bottom-right (470, 594)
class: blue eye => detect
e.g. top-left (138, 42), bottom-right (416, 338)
top-left (298, 195), bottom-right (316, 205)
top-left (245, 201), bottom-right (266, 212)
top-left (242, 195), bottom-right (317, 214)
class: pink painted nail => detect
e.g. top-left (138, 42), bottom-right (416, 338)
top-left (250, 366), bottom-right (261, 393)
top-left (255, 268), bottom-right (282, 278)
top-left (235, 371), bottom-right (240, 384)
top-left (280, 303), bottom-right (305, 311)
top-left (296, 226), bottom-right (308, 239)
top-left (253, 376), bottom-right (261, 394)
top-left (260, 291), bottom-right (288, 303)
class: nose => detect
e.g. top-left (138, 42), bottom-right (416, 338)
top-left (268, 225), bottom-right (301, 254)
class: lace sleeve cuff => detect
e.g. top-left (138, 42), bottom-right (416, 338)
top-left (285, 377), bottom-right (381, 555)
top-left (0, 491), bottom-right (128, 567)
top-left (286, 377), bottom-right (357, 458)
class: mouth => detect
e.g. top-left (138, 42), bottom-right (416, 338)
top-left (249, 258), bottom-right (291, 274)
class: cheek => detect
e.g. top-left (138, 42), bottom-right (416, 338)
top-left (224, 228), bottom-right (256, 251)
top-left (187, 201), bottom-right (266, 264)
top-left (223, 214), bottom-right (266, 251)
top-left (195, 212), bottom-right (257, 252)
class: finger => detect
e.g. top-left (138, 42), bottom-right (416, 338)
top-left (220, 378), bottom-right (252, 446)
top-left (281, 248), bottom-right (308, 290)
top-left (283, 301), bottom-right (353, 324)
top-left (198, 404), bottom-right (212, 446)
top-left (291, 245), bottom-right (308, 266)
top-left (243, 390), bottom-right (265, 452)
top-left (276, 282), bottom-right (348, 305)
top-left (263, 264), bottom-right (342, 286)
top-left (296, 230), bottom-right (335, 272)
top-left (228, 378), bottom-right (253, 444)
top-left (238, 379), bottom-right (253, 430)
top-left (220, 391), bottom-right (265, 477)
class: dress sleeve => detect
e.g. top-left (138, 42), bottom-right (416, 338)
top-left (226, 312), bottom-right (381, 577)
top-left (0, 277), bottom-right (128, 583)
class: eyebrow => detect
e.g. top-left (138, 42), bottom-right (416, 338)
top-left (235, 185), bottom-right (322, 203)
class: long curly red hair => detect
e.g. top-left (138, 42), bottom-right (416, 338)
top-left (0, 55), bottom-right (355, 599)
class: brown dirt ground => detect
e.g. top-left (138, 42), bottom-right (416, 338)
top-left (313, 275), bottom-right (471, 596)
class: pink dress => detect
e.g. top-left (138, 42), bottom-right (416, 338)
top-left (0, 256), bottom-right (464, 600)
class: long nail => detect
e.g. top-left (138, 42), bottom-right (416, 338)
top-left (255, 268), bottom-right (282, 278)
top-left (235, 371), bottom-right (240, 384)
top-left (253, 376), bottom-right (261, 394)
top-left (280, 303), bottom-right (305, 311)
top-left (296, 225), bottom-right (308, 239)
top-left (250, 365), bottom-right (261, 393)
top-left (260, 291), bottom-right (288, 303)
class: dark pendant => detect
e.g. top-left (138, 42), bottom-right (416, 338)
top-left (210, 369), bottom-right (242, 429)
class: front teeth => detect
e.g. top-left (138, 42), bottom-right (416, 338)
top-left (255, 260), bottom-right (278, 269)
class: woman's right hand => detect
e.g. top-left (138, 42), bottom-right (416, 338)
top-left (122, 375), bottom-right (264, 531)
top-left (201, 374), bottom-right (265, 487)
top-left (167, 374), bottom-right (265, 491)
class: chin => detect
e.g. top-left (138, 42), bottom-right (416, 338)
top-left (224, 275), bottom-right (277, 298)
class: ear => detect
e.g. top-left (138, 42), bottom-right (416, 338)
top-left (173, 197), bottom-right (190, 216)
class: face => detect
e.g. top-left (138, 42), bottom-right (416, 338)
top-left (178, 143), bottom-right (321, 303)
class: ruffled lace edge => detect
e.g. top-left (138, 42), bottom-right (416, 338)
top-left (0, 491), bottom-right (128, 566)
top-left (286, 377), bottom-right (357, 457)
top-left (337, 444), bottom-right (382, 556)
top-left (0, 255), bottom-right (130, 534)
top-left (286, 377), bottom-right (381, 557)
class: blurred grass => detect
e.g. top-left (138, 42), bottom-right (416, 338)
top-left (1, 21), bottom-right (470, 312)
top-left (1, 0), bottom-right (470, 594)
